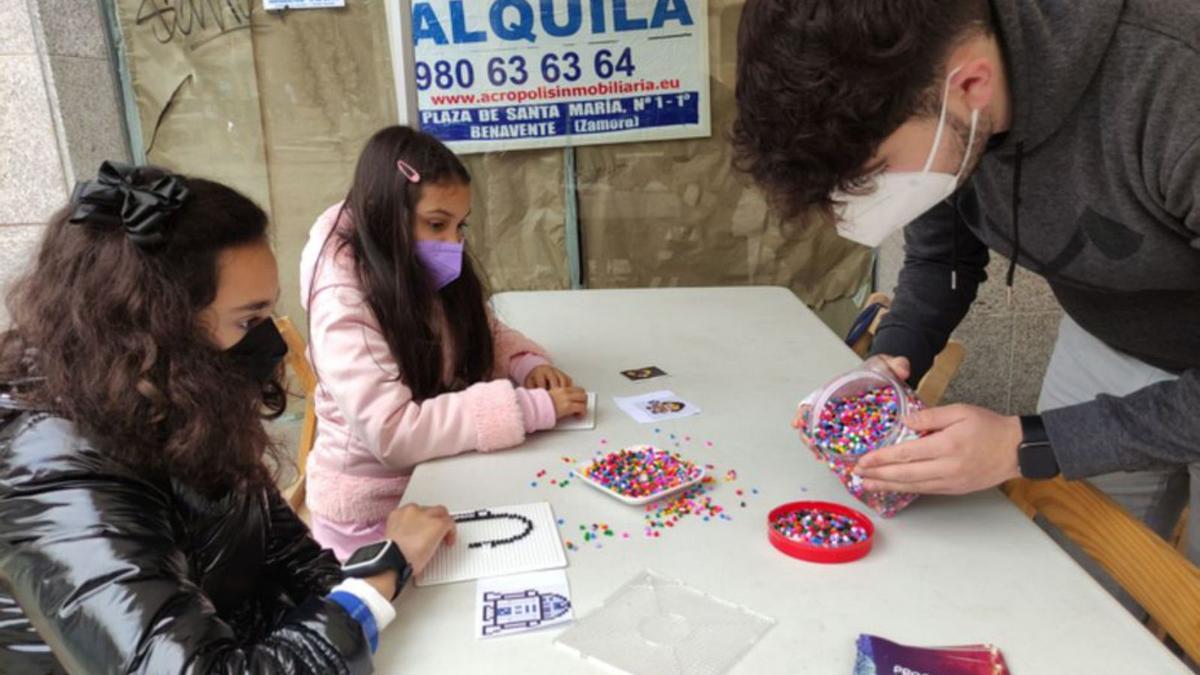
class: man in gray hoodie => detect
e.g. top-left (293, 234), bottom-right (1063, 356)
top-left (734, 0), bottom-right (1200, 559)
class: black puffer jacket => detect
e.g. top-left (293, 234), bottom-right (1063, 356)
top-left (0, 408), bottom-right (373, 674)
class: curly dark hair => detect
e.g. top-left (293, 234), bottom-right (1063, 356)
top-left (732, 0), bottom-right (992, 220)
top-left (0, 166), bottom-right (286, 494)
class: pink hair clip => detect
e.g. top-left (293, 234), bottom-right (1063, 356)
top-left (396, 160), bottom-right (421, 183)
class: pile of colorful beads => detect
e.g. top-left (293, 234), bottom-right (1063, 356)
top-left (809, 386), bottom-right (902, 456)
top-left (771, 508), bottom-right (869, 548)
top-left (800, 374), bottom-right (923, 518)
top-left (582, 445), bottom-right (702, 499)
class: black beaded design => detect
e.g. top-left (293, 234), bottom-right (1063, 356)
top-left (454, 509), bottom-right (534, 549)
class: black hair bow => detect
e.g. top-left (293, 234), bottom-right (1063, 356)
top-left (68, 161), bottom-right (190, 250)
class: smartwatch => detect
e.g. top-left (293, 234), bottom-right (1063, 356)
top-left (343, 540), bottom-right (411, 600)
top-left (1017, 415), bottom-right (1059, 479)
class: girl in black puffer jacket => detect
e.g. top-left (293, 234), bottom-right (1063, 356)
top-left (0, 163), bottom-right (455, 674)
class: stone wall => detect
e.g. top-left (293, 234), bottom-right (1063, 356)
top-left (0, 0), bottom-right (128, 327)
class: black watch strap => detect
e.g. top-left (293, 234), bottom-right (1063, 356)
top-left (1017, 415), bottom-right (1059, 479)
top-left (343, 540), bottom-right (412, 600)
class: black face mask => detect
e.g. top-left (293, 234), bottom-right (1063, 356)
top-left (227, 319), bottom-right (288, 383)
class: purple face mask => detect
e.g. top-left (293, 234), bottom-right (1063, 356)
top-left (414, 240), bottom-right (464, 290)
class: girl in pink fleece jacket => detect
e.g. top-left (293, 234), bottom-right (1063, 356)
top-left (300, 126), bottom-right (588, 560)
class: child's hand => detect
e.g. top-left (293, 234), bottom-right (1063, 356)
top-left (525, 365), bottom-right (574, 390)
top-left (548, 386), bottom-right (588, 419)
top-left (386, 504), bottom-right (457, 576)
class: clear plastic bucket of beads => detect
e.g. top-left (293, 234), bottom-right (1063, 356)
top-left (799, 362), bottom-right (922, 517)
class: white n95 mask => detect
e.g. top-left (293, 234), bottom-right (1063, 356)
top-left (833, 67), bottom-right (979, 248)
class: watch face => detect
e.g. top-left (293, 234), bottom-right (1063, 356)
top-left (1019, 443), bottom-right (1058, 479)
top-left (346, 541), bottom-right (388, 567)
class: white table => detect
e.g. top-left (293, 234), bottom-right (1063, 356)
top-left (375, 287), bottom-right (1186, 674)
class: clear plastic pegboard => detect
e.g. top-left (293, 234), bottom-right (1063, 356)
top-left (555, 570), bottom-right (775, 675)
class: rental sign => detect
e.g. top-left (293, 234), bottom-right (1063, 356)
top-left (407, 0), bottom-right (711, 153)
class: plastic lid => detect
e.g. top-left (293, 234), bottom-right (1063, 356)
top-left (767, 501), bottom-right (875, 563)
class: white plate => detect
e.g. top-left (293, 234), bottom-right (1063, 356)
top-left (574, 448), bottom-right (706, 506)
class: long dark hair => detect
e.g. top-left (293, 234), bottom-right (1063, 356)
top-left (0, 165), bottom-right (285, 493)
top-left (321, 126), bottom-right (493, 401)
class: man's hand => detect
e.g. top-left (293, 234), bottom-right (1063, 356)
top-left (862, 353), bottom-right (912, 382)
top-left (853, 404), bottom-right (1022, 494)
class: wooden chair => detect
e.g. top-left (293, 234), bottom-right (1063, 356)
top-left (1003, 477), bottom-right (1200, 662)
top-left (274, 316), bottom-right (317, 514)
top-left (853, 296), bottom-right (1200, 661)
top-left (846, 292), bottom-right (966, 407)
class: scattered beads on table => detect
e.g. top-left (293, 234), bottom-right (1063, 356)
top-left (641, 477), bottom-right (727, 537)
top-left (580, 523), bottom-right (615, 542)
top-left (534, 438), bottom-right (757, 553)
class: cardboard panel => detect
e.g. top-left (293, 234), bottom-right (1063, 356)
top-left (577, 0), bottom-right (871, 307)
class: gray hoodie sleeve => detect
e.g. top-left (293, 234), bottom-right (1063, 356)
top-left (869, 184), bottom-right (991, 384)
top-left (1046, 370), bottom-right (1200, 479)
top-left (1166, 133), bottom-right (1200, 240)
top-left (1047, 134), bottom-right (1200, 478)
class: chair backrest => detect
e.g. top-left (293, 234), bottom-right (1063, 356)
top-left (274, 316), bottom-right (317, 513)
top-left (1003, 477), bottom-right (1200, 663)
top-left (846, 293), bottom-right (966, 407)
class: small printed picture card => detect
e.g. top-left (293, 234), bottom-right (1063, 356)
top-left (620, 366), bottom-right (668, 381)
top-left (476, 569), bottom-right (573, 638)
top-left (555, 392), bottom-right (597, 431)
top-left (614, 390), bottom-right (700, 424)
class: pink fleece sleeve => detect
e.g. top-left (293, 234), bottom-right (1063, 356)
top-left (515, 388), bottom-right (558, 432)
top-left (510, 353), bottom-right (552, 387)
top-left (488, 308), bottom-right (552, 383)
top-left (308, 284), bottom-right (532, 470)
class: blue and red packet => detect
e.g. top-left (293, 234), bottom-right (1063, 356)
top-left (853, 634), bottom-right (1010, 675)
